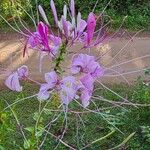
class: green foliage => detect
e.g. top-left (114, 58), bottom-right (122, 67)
top-left (0, 0), bottom-right (150, 31)
top-left (0, 80), bottom-right (150, 149)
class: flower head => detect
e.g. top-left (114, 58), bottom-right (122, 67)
top-left (37, 71), bottom-right (77, 105)
top-left (5, 65), bottom-right (28, 92)
top-left (71, 54), bottom-right (104, 78)
top-left (27, 22), bottom-right (62, 58)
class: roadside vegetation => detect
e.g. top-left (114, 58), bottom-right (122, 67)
top-left (0, 76), bottom-right (150, 149)
top-left (0, 0), bottom-right (150, 32)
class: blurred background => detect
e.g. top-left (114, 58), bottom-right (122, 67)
top-left (0, 0), bottom-right (150, 32)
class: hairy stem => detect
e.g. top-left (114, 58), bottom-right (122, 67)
top-left (54, 43), bottom-right (67, 73)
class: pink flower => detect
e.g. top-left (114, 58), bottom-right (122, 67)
top-left (5, 66), bottom-right (28, 92)
top-left (38, 71), bottom-right (77, 105)
top-left (37, 71), bottom-right (60, 100)
top-left (71, 54), bottom-right (104, 78)
top-left (28, 22), bottom-right (49, 51)
top-left (27, 22), bottom-right (62, 58)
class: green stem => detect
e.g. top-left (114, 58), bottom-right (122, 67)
top-left (54, 44), bottom-right (67, 74)
top-left (81, 130), bottom-right (115, 150)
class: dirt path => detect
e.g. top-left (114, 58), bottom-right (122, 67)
top-left (0, 32), bottom-right (150, 87)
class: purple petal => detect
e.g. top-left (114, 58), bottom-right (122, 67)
top-left (80, 89), bottom-right (91, 108)
top-left (5, 72), bottom-right (22, 92)
top-left (71, 53), bottom-right (104, 78)
top-left (17, 65), bottom-right (29, 79)
top-left (60, 76), bottom-right (77, 105)
top-left (60, 88), bottom-right (75, 105)
top-left (79, 74), bottom-right (94, 107)
top-left (38, 5), bottom-right (50, 25)
top-left (38, 22), bottom-right (49, 49)
top-left (70, 0), bottom-right (75, 17)
top-left (63, 5), bottom-right (67, 19)
top-left (77, 12), bottom-right (87, 34)
top-left (71, 54), bottom-right (95, 74)
top-left (90, 63), bottom-right (104, 78)
top-left (86, 12), bottom-right (96, 45)
top-left (50, 35), bottom-right (62, 46)
top-left (80, 74), bottom-right (94, 91)
top-left (45, 71), bottom-right (58, 88)
top-left (37, 84), bottom-right (51, 100)
top-left (62, 16), bottom-right (69, 38)
top-left (28, 32), bottom-right (41, 48)
top-left (71, 54), bottom-right (84, 74)
top-left (50, 0), bottom-right (58, 27)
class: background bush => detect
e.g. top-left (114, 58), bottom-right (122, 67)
top-left (0, 0), bottom-right (150, 31)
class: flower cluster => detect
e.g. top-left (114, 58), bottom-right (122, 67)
top-left (5, 0), bottom-right (105, 108)
top-left (23, 0), bottom-right (107, 58)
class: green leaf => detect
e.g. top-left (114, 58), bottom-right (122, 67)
top-left (25, 127), bottom-right (34, 134)
top-left (0, 145), bottom-right (5, 150)
top-left (33, 112), bottom-right (40, 121)
top-left (145, 68), bottom-right (150, 75)
top-left (43, 108), bottom-right (53, 115)
top-left (23, 139), bottom-right (31, 150)
top-left (35, 126), bottom-right (44, 138)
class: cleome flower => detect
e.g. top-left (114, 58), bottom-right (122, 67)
top-left (4, 0), bottom-right (106, 108)
top-left (49, 0), bottom-right (107, 47)
top-left (37, 71), bottom-right (78, 105)
top-left (71, 53), bottom-right (104, 78)
top-left (5, 65), bottom-right (28, 92)
top-left (25, 22), bottom-right (62, 58)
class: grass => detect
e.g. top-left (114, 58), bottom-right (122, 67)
top-left (0, 79), bottom-right (150, 150)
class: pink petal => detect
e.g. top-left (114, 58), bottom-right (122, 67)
top-left (80, 89), bottom-right (91, 108)
top-left (45, 71), bottom-right (58, 88)
top-left (80, 74), bottom-right (94, 91)
top-left (87, 12), bottom-right (96, 45)
top-left (50, 0), bottom-right (58, 27)
top-left (60, 76), bottom-right (77, 105)
top-left (38, 5), bottom-right (50, 25)
top-left (38, 22), bottom-right (49, 49)
top-left (62, 16), bottom-right (69, 38)
top-left (28, 32), bottom-right (41, 48)
top-left (77, 12), bottom-right (87, 34)
top-left (37, 84), bottom-right (51, 100)
top-left (17, 65), bottom-right (29, 79)
top-left (50, 35), bottom-right (62, 46)
top-left (70, 0), bottom-right (75, 17)
top-left (5, 72), bottom-right (22, 92)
